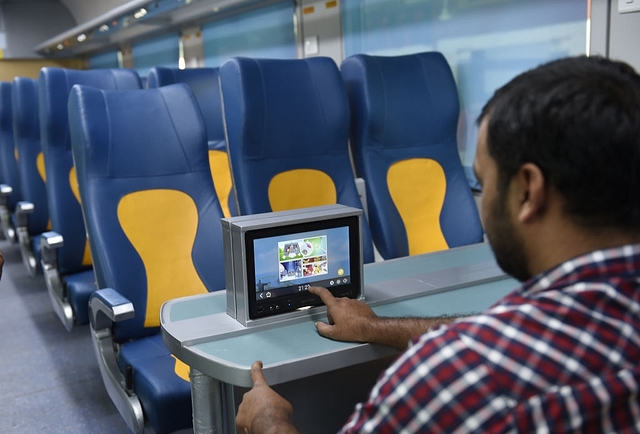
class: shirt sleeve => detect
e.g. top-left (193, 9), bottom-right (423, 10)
top-left (338, 326), bottom-right (502, 433)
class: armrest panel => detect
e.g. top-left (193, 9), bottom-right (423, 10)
top-left (0, 185), bottom-right (16, 242)
top-left (15, 201), bottom-right (34, 227)
top-left (16, 201), bottom-right (34, 213)
top-left (0, 183), bottom-right (13, 198)
top-left (40, 231), bottom-right (64, 266)
top-left (88, 287), bottom-right (144, 433)
top-left (89, 288), bottom-right (135, 330)
top-left (41, 231), bottom-right (64, 248)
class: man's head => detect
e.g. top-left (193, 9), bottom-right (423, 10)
top-left (475, 56), bottom-right (640, 280)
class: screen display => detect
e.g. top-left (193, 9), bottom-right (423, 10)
top-left (245, 216), bottom-right (361, 319)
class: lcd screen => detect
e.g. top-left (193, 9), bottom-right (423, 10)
top-left (245, 215), bottom-right (362, 319)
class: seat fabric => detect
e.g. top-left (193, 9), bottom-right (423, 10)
top-left (13, 77), bottom-right (48, 234)
top-left (118, 334), bottom-right (192, 434)
top-left (0, 82), bottom-right (22, 210)
top-left (147, 66), bottom-right (236, 217)
top-left (65, 269), bottom-right (98, 325)
top-left (13, 77), bottom-right (48, 271)
top-left (69, 83), bottom-right (226, 434)
top-left (341, 52), bottom-right (484, 259)
top-left (219, 56), bottom-right (375, 263)
top-left (38, 67), bottom-right (142, 325)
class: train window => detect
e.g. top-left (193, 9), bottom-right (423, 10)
top-left (89, 50), bottom-right (120, 69)
top-left (202, 1), bottom-right (297, 67)
top-left (132, 32), bottom-right (180, 77)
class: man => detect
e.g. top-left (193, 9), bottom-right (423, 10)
top-left (236, 55), bottom-right (640, 433)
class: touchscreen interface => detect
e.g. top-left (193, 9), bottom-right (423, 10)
top-left (246, 217), bottom-right (361, 319)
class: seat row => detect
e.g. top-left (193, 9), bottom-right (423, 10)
top-left (147, 52), bottom-right (484, 259)
top-left (0, 52), bottom-right (483, 433)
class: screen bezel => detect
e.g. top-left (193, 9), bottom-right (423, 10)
top-left (244, 215), bottom-right (362, 320)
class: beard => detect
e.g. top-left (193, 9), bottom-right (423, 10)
top-left (485, 194), bottom-right (532, 282)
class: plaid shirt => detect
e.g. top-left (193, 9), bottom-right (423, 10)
top-left (340, 244), bottom-right (640, 433)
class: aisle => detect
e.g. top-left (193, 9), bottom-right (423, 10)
top-left (0, 240), bottom-right (130, 433)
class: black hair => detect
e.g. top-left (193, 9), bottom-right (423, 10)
top-left (478, 55), bottom-right (640, 231)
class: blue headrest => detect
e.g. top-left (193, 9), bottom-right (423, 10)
top-left (147, 67), bottom-right (224, 149)
top-left (12, 77), bottom-right (40, 143)
top-left (0, 82), bottom-right (12, 184)
top-left (70, 83), bottom-right (209, 179)
top-left (341, 52), bottom-right (459, 152)
top-left (39, 67), bottom-right (142, 154)
top-left (220, 57), bottom-right (351, 159)
top-left (0, 82), bottom-right (13, 142)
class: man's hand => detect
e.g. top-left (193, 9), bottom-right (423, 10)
top-left (308, 286), bottom-right (378, 343)
top-left (309, 286), bottom-right (461, 350)
top-left (236, 361), bottom-right (299, 434)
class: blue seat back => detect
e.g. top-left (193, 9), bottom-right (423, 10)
top-left (69, 83), bottom-right (226, 342)
top-left (13, 77), bottom-right (49, 235)
top-left (38, 68), bottom-right (142, 275)
top-left (341, 52), bottom-right (483, 259)
top-left (219, 56), bottom-right (375, 263)
top-left (147, 67), bottom-right (236, 217)
top-left (0, 81), bottom-right (22, 209)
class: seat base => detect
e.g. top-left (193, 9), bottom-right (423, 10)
top-left (119, 334), bottom-right (193, 434)
top-left (66, 269), bottom-right (98, 325)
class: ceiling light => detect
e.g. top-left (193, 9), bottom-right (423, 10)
top-left (134, 8), bottom-right (148, 19)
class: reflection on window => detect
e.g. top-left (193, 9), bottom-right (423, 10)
top-left (132, 32), bottom-right (180, 78)
top-left (202, 1), bottom-right (296, 67)
top-left (89, 50), bottom-right (120, 69)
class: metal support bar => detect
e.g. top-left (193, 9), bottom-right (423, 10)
top-left (190, 368), bottom-right (230, 433)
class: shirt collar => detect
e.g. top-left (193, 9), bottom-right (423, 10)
top-left (515, 243), bottom-right (640, 297)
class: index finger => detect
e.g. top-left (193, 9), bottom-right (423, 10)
top-left (250, 360), bottom-right (267, 386)
top-left (308, 286), bottom-right (335, 306)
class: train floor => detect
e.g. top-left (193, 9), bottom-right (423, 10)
top-left (0, 239), bottom-right (130, 433)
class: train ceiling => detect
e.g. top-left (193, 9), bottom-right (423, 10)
top-left (31, 0), bottom-right (281, 57)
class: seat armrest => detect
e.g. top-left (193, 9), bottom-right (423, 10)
top-left (89, 288), bottom-right (135, 330)
top-left (15, 201), bottom-right (38, 275)
top-left (0, 184), bottom-right (12, 205)
top-left (40, 231), bottom-right (64, 266)
top-left (15, 201), bottom-right (34, 227)
top-left (40, 231), bottom-right (74, 328)
top-left (88, 288), bottom-right (144, 433)
top-left (0, 184), bottom-right (16, 242)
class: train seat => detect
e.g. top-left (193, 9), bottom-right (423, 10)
top-left (219, 56), bottom-right (375, 263)
top-left (147, 66), bottom-right (237, 217)
top-left (0, 81), bottom-right (22, 243)
top-left (68, 83), bottom-right (227, 434)
top-left (38, 67), bottom-right (143, 330)
top-left (12, 77), bottom-right (49, 275)
top-left (340, 52), bottom-right (483, 260)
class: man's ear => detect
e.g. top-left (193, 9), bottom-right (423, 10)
top-left (514, 163), bottom-right (547, 223)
